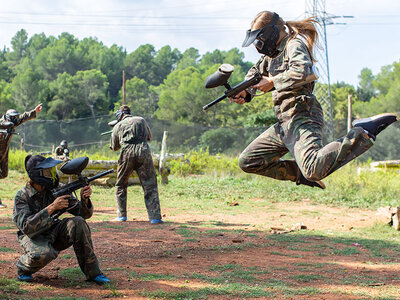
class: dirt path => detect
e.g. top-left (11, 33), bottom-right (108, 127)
top-left (1, 201), bottom-right (399, 299)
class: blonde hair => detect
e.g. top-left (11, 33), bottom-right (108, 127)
top-left (251, 11), bottom-right (319, 62)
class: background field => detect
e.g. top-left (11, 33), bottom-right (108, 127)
top-left (1, 152), bottom-right (400, 299)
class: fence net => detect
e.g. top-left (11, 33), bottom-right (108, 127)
top-left (8, 115), bottom-right (400, 161)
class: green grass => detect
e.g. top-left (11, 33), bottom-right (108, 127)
top-left (59, 267), bottom-right (87, 288)
top-left (0, 277), bottom-right (26, 295)
top-left (0, 247), bottom-right (15, 253)
top-left (130, 271), bottom-right (177, 281)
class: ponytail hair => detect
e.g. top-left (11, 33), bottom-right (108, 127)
top-left (286, 17), bottom-right (319, 62)
top-left (251, 11), bottom-right (319, 62)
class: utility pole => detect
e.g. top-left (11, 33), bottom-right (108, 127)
top-left (122, 70), bottom-right (126, 105)
top-left (347, 94), bottom-right (352, 133)
top-left (305, 0), bottom-right (354, 140)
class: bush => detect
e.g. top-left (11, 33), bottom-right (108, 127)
top-left (169, 149), bottom-right (239, 176)
top-left (198, 128), bottom-right (240, 154)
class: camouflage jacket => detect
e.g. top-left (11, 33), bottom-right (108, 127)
top-left (110, 115), bottom-right (151, 152)
top-left (246, 35), bottom-right (317, 122)
top-left (0, 110), bottom-right (37, 159)
top-left (13, 182), bottom-right (94, 239)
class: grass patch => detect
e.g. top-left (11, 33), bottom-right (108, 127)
top-left (130, 271), bottom-right (177, 281)
top-left (141, 282), bottom-right (275, 299)
top-left (59, 267), bottom-right (87, 288)
top-left (0, 277), bottom-right (26, 295)
top-left (61, 254), bottom-right (74, 259)
top-left (0, 225), bottom-right (15, 230)
top-left (0, 247), bottom-right (15, 252)
top-left (290, 274), bottom-right (326, 282)
top-left (99, 224), bottom-right (125, 229)
top-left (176, 228), bottom-right (198, 238)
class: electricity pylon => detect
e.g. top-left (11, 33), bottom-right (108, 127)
top-left (305, 0), bottom-right (353, 140)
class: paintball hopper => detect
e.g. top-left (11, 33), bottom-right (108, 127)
top-left (205, 64), bottom-right (234, 89)
top-left (60, 157), bottom-right (89, 175)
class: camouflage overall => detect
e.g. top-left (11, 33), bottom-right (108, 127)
top-left (239, 36), bottom-right (373, 182)
top-left (0, 110), bottom-right (36, 179)
top-left (110, 115), bottom-right (161, 220)
top-left (13, 182), bottom-right (102, 279)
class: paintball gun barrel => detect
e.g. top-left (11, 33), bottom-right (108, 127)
top-left (100, 120), bottom-right (118, 135)
top-left (0, 129), bottom-right (19, 135)
top-left (51, 156), bottom-right (114, 219)
top-left (203, 64), bottom-right (262, 111)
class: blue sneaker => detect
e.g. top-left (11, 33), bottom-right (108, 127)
top-left (18, 274), bottom-right (33, 282)
top-left (92, 274), bottom-right (110, 285)
top-left (150, 219), bottom-right (164, 224)
top-left (113, 217), bottom-right (127, 222)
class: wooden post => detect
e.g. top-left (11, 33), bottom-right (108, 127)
top-left (159, 131), bottom-right (169, 184)
top-left (347, 94), bottom-right (352, 133)
top-left (20, 138), bottom-right (24, 151)
top-left (122, 70), bottom-right (126, 105)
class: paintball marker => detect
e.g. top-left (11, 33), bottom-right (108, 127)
top-left (0, 121), bottom-right (20, 136)
top-left (203, 64), bottom-right (262, 110)
top-left (203, 63), bottom-right (319, 111)
top-left (51, 156), bottom-right (114, 220)
top-left (100, 120), bottom-right (118, 136)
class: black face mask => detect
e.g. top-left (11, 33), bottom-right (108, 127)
top-left (115, 109), bottom-right (130, 122)
top-left (242, 13), bottom-right (280, 57)
top-left (28, 157), bottom-right (63, 189)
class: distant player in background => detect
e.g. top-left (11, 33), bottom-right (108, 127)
top-left (0, 103), bottom-right (42, 208)
top-left (110, 105), bottom-right (163, 224)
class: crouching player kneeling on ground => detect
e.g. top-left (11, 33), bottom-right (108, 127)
top-left (13, 154), bottom-right (110, 285)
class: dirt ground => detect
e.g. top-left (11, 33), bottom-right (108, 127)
top-left (1, 201), bottom-right (399, 299)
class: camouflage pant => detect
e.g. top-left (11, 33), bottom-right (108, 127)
top-left (0, 150), bottom-right (8, 179)
top-left (17, 216), bottom-right (102, 280)
top-left (115, 144), bottom-right (161, 220)
top-left (239, 96), bottom-right (373, 182)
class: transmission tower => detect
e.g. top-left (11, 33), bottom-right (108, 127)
top-left (305, 0), bottom-right (353, 140)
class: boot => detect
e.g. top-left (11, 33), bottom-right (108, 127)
top-left (352, 113), bottom-right (398, 141)
top-left (0, 199), bottom-right (6, 208)
top-left (296, 174), bottom-right (326, 189)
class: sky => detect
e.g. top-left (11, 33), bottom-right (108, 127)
top-left (0, 0), bottom-right (399, 87)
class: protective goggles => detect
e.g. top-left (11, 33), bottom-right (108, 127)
top-left (242, 13), bottom-right (279, 48)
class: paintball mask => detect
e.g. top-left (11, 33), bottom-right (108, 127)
top-left (26, 155), bottom-right (63, 189)
top-left (5, 109), bottom-right (20, 124)
top-left (242, 13), bottom-right (280, 57)
top-left (115, 108), bottom-right (130, 122)
top-left (60, 140), bottom-right (68, 149)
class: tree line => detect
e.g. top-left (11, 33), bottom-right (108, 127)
top-left (0, 29), bottom-right (399, 157)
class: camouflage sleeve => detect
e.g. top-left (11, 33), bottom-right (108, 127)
top-left (272, 39), bottom-right (313, 92)
top-left (110, 126), bottom-right (121, 151)
top-left (67, 197), bottom-right (93, 219)
top-left (13, 190), bottom-right (54, 238)
top-left (15, 109), bottom-right (37, 127)
top-left (245, 56), bottom-right (266, 97)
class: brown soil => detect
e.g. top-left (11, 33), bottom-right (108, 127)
top-left (0, 201), bottom-right (399, 299)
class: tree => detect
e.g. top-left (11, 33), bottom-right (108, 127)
top-left (356, 68), bottom-right (376, 102)
top-left (124, 44), bottom-right (156, 84)
top-left (74, 70), bottom-right (109, 119)
top-left (35, 32), bottom-right (79, 80)
top-left (176, 48), bottom-right (200, 70)
top-left (7, 29), bottom-right (28, 67)
top-left (11, 59), bottom-right (48, 111)
top-left (153, 46), bottom-right (181, 85)
top-left (116, 77), bottom-right (157, 118)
